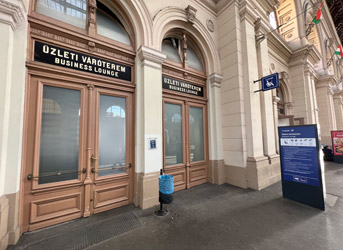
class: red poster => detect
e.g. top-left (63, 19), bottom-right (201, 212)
top-left (331, 131), bottom-right (343, 156)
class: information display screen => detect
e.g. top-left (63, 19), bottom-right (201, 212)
top-left (279, 125), bottom-right (320, 187)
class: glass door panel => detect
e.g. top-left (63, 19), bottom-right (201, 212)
top-left (98, 94), bottom-right (126, 177)
top-left (164, 103), bottom-right (183, 166)
top-left (38, 86), bottom-right (81, 184)
top-left (189, 107), bottom-right (204, 162)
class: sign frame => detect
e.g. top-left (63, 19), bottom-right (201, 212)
top-left (331, 130), bottom-right (343, 163)
top-left (278, 124), bottom-right (325, 210)
top-left (261, 72), bottom-right (279, 92)
top-left (162, 75), bottom-right (204, 97)
top-left (34, 41), bottom-right (132, 82)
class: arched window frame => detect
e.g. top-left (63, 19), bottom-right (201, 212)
top-left (162, 31), bottom-right (206, 75)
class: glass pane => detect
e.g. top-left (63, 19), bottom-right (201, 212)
top-left (96, 4), bottom-right (131, 45)
top-left (187, 47), bottom-right (203, 71)
top-left (98, 95), bottom-right (126, 177)
top-left (37, 0), bottom-right (87, 29)
top-left (39, 86), bottom-right (81, 184)
top-left (164, 103), bottom-right (183, 165)
top-left (190, 107), bottom-right (204, 162)
top-left (162, 38), bottom-right (182, 64)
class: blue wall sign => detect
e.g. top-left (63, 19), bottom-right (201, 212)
top-left (150, 139), bottom-right (156, 149)
top-left (278, 125), bottom-right (325, 210)
top-left (279, 125), bottom-right (319, 186)
top-left (262, 73), bottom-right (279, 91)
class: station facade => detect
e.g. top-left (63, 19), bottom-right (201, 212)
top-left (0, 0), bottom-right (342, 249)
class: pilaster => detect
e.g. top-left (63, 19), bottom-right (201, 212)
top-left (333, 92), bottom-right (343, 130)
top-left (135, 46), bottom-right (166, 209)
top-left (0, 1), bottom-right (27, 249)
top-left (316, 78), bottom-right (336, 145)
top-left (208, 73), bottom-right (225, 185)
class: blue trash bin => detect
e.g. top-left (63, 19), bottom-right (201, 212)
top-left (159, 175), bottom-right (174, 204)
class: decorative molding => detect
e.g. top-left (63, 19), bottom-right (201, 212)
top-left (206, 19), bottom-right (214, 32)
top-left (30, 28), bottom-right (134, 64)
top-left (88, 41), bottom-right (95, 52)
top-left (208, 73), bottom-right (223, 84)
top-left (137, 45), bottom-right (166, 64)
top-left (286, 102), bottom-right (294, 110)
top-left (162, 67), bottom-right (206, 85)
top-left (0, 0), bottom-right (26, 30)
top-left (185, 5), bottom-right (197, 25)
top-left (273, 96), bottom-right (280, 103)
top-left (239, 1), bottom-right (259, 25)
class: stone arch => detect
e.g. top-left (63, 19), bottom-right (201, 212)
top-left (279, 72), bottom-right (293, 105)
top-left (152, 7), bottom-right (220, 75)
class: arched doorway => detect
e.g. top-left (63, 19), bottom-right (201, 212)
top-left (22, 0), bottom-right (135, 232)
top-left (161, 31), bottom-right (209, 191)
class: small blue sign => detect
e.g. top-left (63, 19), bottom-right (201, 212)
top-left (262, 73), bottom-right (279, 91)
top-left (150, 139), bottom-right (156, 149)
top-left (279, 125), bottom-right (320, 187)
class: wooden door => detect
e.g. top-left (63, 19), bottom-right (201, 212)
top-left (22, 77), bottom-right (133, 232)
top-left (90, 87), bottom-right (133, 214)
top-left (163, 99), bottom-right (208, 191)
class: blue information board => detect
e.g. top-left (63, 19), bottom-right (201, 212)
top-left (262, 73), bottom-right (279, 91)
top-left (278, 125), bottom-right (325, 210)
top-left (279, 125), bottom-right (320, 186)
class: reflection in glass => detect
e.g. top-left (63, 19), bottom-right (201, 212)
top-left (190, 107), bottom-right (204, 162)
top-left (96, 2), bottom-right (131, 45)
top-left (39, 86), bottom-right (81, 184)
top-left (164, 103), bottom-right (183, 165)
top-left (98, 95), bottom-right (126, 177)
top-left (37, 0), bottom-right (87, 29)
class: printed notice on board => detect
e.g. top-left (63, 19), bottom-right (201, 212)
top-left (279, 126), bottom-right (320, 187)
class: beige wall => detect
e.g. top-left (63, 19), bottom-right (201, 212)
top-left (0, 0), bottom-right (28, 249)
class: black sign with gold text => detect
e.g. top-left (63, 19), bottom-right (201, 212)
top-left (162, 75), bottom-right (204, 97)
top-left (34, 41), bottom-right (131, 81)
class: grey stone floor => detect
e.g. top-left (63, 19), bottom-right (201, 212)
top-left (9, 161), bottom-right (343, 250)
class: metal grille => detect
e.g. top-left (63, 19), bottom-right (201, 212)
top-left (17, 212), bottom-right (143, 250)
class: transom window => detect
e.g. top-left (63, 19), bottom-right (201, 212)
top-left (162, 34), bottom-right (204, 72)
top-left (36, 0), bottom-right (131, 46)
top-left (37, 0), bottom-right (87, 29)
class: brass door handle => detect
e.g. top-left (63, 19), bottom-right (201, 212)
top-left (91, 154), bottom-right (97, 162)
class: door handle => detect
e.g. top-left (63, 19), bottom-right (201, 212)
top-left (91, 154), bottom-right (97, 162)
top-left (91, 167), bottom-right (95, 173)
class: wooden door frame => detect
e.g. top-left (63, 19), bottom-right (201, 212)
top-left (20, 70), bottom-right (135, 232)
top-left (162, 93), bottom-right (209, 190)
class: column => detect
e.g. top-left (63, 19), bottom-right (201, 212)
top-left (208, 73), bottom-right (225, 184)
top-left (135, 46), bottom-right (166, 209)
top-left (316, 80), bottom-right (336, 145)
top-left (255, 19), bottom-right (277, 161)
top-left (0, 1), bottom-right (27, 249)
top-left (240, 4), bottom-right (269, 190)
top-left (333, 92), bottom-right (343, 130)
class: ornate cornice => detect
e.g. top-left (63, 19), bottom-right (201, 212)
top-left (208, 73), bottom-right (223, 84)
top-left (137, 45), bottom-right (166, 65)
top-left (239, 1), bottom-right (259, 25)
top-left (0, 0), bottom-right (26, 30)
top-left (290, 44), bottom-right (321, 66)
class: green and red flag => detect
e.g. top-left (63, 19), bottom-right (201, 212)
top-left (313, 1), bottom-right (325, 24)
top-left (335, 45), bottom-right (343, 59)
